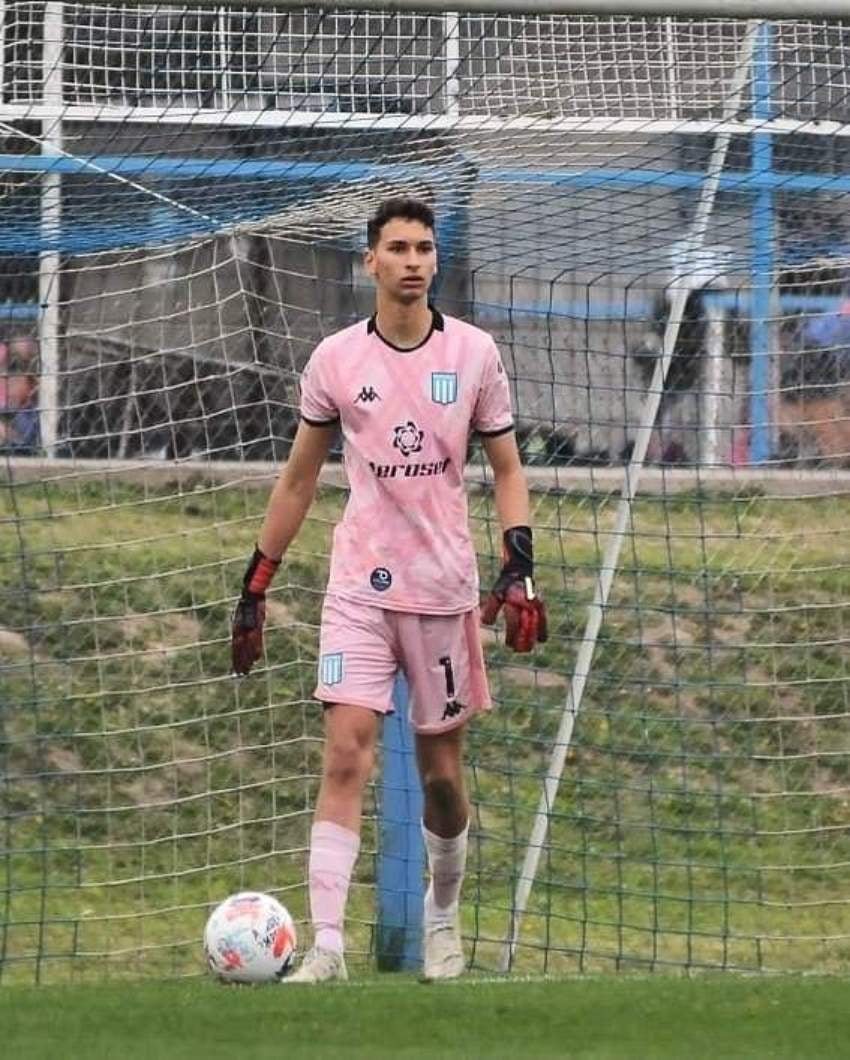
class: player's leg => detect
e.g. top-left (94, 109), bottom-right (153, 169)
top-left (287, 702), bottom-right (380, 984)
top-left (315, 701), bottom-right (381, 832)
top-left (398, 609), bottom-right (492, 980)
top-left (287, 595), bottom-right (395, 984)
top-left (416, 723), bottom-right (470, 980)
top-left (418, 721), bottom-right (469, 837)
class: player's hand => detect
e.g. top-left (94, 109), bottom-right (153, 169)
top-left (480, 526), bottom-right (548, 653)
top-left (231, 591), bottom-right (267, 675)
top-left (231, 546), bottom-right (281, 676)
top-left (481, 573), bottom-right (548, 652)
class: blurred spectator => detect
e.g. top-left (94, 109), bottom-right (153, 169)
top-left (776, 389), bottom-right (850, 466)
top-left (0, 334), bottom-right (40, 453)
top-left (772, 295), bottom-right (850, 466)
top-left (631, 289), bottom-right (706, 464)
top-left (794, 296), bottom-right (850, 390)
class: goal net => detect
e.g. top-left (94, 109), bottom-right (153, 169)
top-left (2, 4), bottom-right (850, 982)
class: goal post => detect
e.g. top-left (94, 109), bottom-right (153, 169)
top-left (2, 3), bottom-right (850, 984)
top-left (46, 1), bottom-right (850, 14)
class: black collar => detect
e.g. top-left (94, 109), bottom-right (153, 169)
top-left (367, 306), bottom-right (444, 352)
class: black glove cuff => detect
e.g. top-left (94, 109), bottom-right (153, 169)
top-left (242, 545), bottom-right (280, 596)
top-left (503, 525), bottom-right (533, 579)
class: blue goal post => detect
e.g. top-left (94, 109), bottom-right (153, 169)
top-left (376, 675), bottom-right (424, 971)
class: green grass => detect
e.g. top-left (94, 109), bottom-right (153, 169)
top-left (2, 477), bottom-right (850, 983)
top-left (3, 974), bottom-right (850, 1059)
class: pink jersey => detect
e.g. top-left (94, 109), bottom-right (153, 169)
top-left (300, 308), bottom-right (514, 614)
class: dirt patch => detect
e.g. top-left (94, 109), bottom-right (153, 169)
top-left (46, 746), bottom-right (84, 774)
top-left (638, 613), bottom-right (697, 687)
top-left (500, 664), bottom-right (567, 689)
top-left (171, 735), bottom-right (209, 779)
top-left (0, 627), bottom-right (34, 657)
top-left (119, 611), bottom-right (203, 658)
top-left (124, 772), bottom-right (173, 806)
top-left (264, 599), bottom-right (300, 627)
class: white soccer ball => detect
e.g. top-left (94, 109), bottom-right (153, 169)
top-left (204, 891), bottom-right (297, 983)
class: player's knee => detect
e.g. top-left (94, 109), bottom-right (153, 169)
top-left (421, 773), bottom-right (463, 818)
top-left (324, 737), bottom-right (373, 792)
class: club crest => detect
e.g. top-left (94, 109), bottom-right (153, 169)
top-left (320, 652), bottom-right (344, 686)
top-left (431, 372), bottom-right (458, 405)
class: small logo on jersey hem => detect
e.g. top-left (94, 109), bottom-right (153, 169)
top-left (370, 567), bottom-right (392, 592)
top-left (431, 372), bottom-right (458, 405)
top-left (355, 386), bottom-right (380, 403)
top-left (320, 652), bottom-right (344, 686)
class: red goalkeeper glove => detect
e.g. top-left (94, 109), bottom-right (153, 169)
top-left (231, 546), bottom-right (281, 675)
top-left (480, 525), bottom-right (548, 653)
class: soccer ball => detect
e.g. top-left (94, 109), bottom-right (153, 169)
top-left (204, 891), bottom-right (297, 983)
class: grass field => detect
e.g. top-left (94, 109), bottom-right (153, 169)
top-left (3, 973), bottom-right (850, 1059)
top-left (2, 474), bottom-right (850, 985)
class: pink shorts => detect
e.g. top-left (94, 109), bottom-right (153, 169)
top-left (314, 593), bottom-right (492, 735)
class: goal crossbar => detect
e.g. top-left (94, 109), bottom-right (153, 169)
top-left (84, 1), bottom-right (850, 16)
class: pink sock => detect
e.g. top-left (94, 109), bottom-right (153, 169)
top-left (309, 820), bottom-right (360, 955)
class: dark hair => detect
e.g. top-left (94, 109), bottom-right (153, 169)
top-left (366, 197), bottom-right (435, 248)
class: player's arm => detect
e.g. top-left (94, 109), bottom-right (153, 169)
top-left (257, 419), bottom-right (336, 560)
top-left (480, 430), bottom-right (547, 652)
top-left (481, 429), bottom-right (530, 532)
top-left (231, 420), bottom-right (336, 675)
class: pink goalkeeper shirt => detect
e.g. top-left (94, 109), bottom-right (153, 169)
top-left (300, 307), bottom-right (514, 615)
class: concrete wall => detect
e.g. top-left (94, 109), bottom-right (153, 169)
top-left (42, 124), bottom-right (840, 465)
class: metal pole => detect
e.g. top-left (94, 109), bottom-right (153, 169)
top-left (701, 298), bottom-right (727, 466)
top-left (664, 16), bottom-right (679, 120)
top-left (39, 2), bottom-right (63, 458)
top-left (444, 12), bottom-right (461, 118)
top-left (749, 21), bottom-right (775, 464)
top-left (217, 7), bottom-right (232, 110)
top-left (91, 0), bottom-right (850, 17)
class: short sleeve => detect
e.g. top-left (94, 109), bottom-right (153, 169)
top-left (299, 346), bottom-right (339, 426)
top-left (472, 342), bottom-right (514, 436)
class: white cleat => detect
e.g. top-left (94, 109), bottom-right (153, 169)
top-left (422, 920), bottom-right (465, 981)
top-left (283, 946), bottom-right (348, 984)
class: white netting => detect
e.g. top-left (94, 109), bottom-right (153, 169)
top-left (4, 10), bottom-right (850, 126)
top-left (1, 7), bottom-right (850, 984)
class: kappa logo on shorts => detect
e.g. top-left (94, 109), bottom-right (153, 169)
top-left (320, 652), bottom-right (344, 686)
top-left (431, 372), bottom-right (458, 405)
top-left (442, 700), bottom-right (465, 720)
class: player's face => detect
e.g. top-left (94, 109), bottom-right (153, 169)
top-left (365, 218), bottom-right (437, 305)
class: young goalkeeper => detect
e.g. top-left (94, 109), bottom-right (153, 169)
top-left (231, 197), bottom-right (547, 983)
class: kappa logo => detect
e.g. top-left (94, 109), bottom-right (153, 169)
top-left (442, 700), bottom-right (465, 721)
top-left (355, 385), bottom-right (380, 403)
top-left (393, 420), bottom-right (424, 457)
